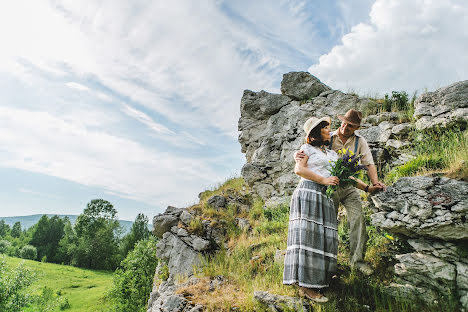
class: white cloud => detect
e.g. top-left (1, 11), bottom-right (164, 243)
top-left (0, 107), bottom-right (223, 207)
top-left (309, 0), bottom-right (468, 95)
top-left (121, 103), bottom-right (175, 135)
top-left (66, 82), bottom-right (89, 91)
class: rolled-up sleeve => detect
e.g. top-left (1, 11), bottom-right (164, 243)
top-left (358, 138), bottom-right (375, 166)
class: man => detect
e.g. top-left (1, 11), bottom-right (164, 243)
top-left (295, 109), bottom-right (385, 275)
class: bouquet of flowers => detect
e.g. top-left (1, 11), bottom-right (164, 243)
top-left (326, 148), bottom-right (367, 197)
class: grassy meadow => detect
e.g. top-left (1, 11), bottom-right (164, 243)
top-left (3, 255), bottom-right (113, 311)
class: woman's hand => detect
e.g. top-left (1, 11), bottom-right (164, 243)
top-left (322, 176), bottom-right (339, 186)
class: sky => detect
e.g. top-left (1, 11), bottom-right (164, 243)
top-left (0, 0), bottom-right (466, 221)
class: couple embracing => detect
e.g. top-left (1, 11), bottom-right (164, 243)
top-left (282, 109), bottom-right (386, 302)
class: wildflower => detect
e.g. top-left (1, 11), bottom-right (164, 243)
top-left (326, 148), bottom-right (367, 197)
top-left (385, 234), bottom-right (394, 241)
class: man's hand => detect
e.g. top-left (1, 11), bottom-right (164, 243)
top-left (368, 185), bottom-right (384, 194)
top-left (294, 150), bottom-right (307, 163)
top-left (373, 181), bottom-right (386, 191)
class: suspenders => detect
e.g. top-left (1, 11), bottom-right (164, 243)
top-left (330, 132), bottom-right (360, 154)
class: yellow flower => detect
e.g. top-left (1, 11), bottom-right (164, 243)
top-left (349, 150), bottom-right (354, 156)
top-left (385, 234), bottom-right (394, 241)
top-left (348, 159), bottom-right (352, 162)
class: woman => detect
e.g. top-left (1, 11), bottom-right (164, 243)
top-left (283, 116), bottom-right (378, 303)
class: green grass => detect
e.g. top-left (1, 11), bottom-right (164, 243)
top-left (3, 255), bottom-right (114, 311)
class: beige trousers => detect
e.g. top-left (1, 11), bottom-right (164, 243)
top-left (332, 185), bottom-right (367, 266)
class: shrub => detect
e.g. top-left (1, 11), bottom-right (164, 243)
top-left (109, 237), bottom-right (159, 312)
top-left (0, 240), bottom-right (11, 254)
top-left (383, 91), bottom-right (410, 112)
top-left (20, 245), bottom-right (37, 260)
top-left (0, 256), bottom-right (36, 312)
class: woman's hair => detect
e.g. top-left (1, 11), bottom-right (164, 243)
top-left (306, 121), bottom-right (330, 146)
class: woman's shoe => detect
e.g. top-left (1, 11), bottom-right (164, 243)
top-left (299, 288), bottom-right (329, 303)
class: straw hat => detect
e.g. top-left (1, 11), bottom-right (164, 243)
top-left (303, 116), bottom-right (331, 138)
top-left (337, 109), bottom-right (362, 126)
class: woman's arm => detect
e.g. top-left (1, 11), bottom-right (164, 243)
top-left (294, 155), bottom-right (339, 186)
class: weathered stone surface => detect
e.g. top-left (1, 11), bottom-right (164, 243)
top-left (253, 291), bottom-right (311, 312)
top-left (147, 277), bottom-right (203, 312)
top-left (392, 123), bottom-right (413, 137)
top-left (240, 90), bottom-right (291, 121)
top-left (280, 71), bottom-right (331, 101)
top-left (370, 176), bottom-right (468, 241)
top-left (394, 253), bottom-right (456, 293)
top-left (357, 121), bottom-right (394, 144)
top-left (457, 262), bottom-right (468, 311)
top-left (236, 217), bottom-right (251, 232)
top-left (414, 80), bottom-right (468, 130)
top-left (241, 163), bottom-right (266, 185)
top-left (179, 210), bottom-right (194, 226)
top-left (156, 232), bottom-right (201, 277)
top-left (153, 214), bottom-right (179, 238)
top-left (363, 112), bottom-right (401, 125)
top-left (207, 195), bottom-right (227, 209)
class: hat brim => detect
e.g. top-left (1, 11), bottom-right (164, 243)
top-left (337, 115), bottom-right (360, 126)
top-left (305, 116), bottom-right (331, 137)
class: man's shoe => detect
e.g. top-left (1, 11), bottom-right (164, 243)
top-left (354, 262), bottom-right (374, 276)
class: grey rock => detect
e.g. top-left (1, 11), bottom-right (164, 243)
top-left (156, 232), bottom-right (201, 277)
top-left (179, 210), bottom-right (194, 226)
top-left (207, 195), bottom-right (227, 209)
top-left (241, 163), bottom-right (266, 185)
top-left (394, 252), bottom-right (456, 293)
top-left (253, 291), bottom-right (311, 312)
top-left (363, 112), bottom-right (401, 125)
top-left (392, 123), bottom-right (413, 137)
top-left (191, 236), bottom-right (210, 251)
top-left (240, 90), bottom-right (291, 120)
top-left (357, 121), bottom-right (394, 145)
top-left (280, 71), bottom-right (331, 100)
top-left (386, 139), bottom-right (411, 150)
top-left (414, 80), bottom-right (468, 130)
top-left (370, 176), bottom-right (468, 241)
top-left (165, 206), bottom-right (184, 216)
top-left (236, 218), bottom-right (251, 232)
top-left (153, 214), bottom-right (179, 238)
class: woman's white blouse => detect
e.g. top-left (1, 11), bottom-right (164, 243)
top-left (299, 144), bottom-right (338, 181)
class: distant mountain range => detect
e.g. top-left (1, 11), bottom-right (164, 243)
top-left (0, 214), bottom-right (151, 234)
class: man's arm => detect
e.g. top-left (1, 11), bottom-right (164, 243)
top-left (367, 164), bottom-right (386, 189)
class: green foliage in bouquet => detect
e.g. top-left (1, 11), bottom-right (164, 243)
top-left (326, 148), bottom-right (367, 197)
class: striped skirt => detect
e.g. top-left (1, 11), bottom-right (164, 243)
top-left (283, 180), bottom-right (338, 288)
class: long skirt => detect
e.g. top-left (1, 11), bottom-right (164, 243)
top-left (283, 180), bottom-right (338, 288)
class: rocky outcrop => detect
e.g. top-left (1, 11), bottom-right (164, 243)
top-left (152, 206), bottom-right (222, 278)
top-left (414, 80), bottom-right (468, 131)
top-left (239, 72), bottom-right (422, 200)
top-left (370, 176), bottom-right (468, 310)
top-left (371, 176), bottom-right (468, 240)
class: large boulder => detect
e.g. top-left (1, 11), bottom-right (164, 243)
top-left (370, 176), bottom-right (468, 308)
top-left (238, 72), bottom-right (377, 200)
top-left (414, 80), bottom-right (468, 130)
top-left (280, 71), bottom-right (331, 101)
top-left (370, 176), bottom-right (468, 241)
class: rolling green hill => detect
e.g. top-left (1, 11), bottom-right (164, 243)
top-left (3, 255), bottom-right (114, 311)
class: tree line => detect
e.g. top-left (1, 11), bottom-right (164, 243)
top-left (0, 199), bottom-right (152, 271)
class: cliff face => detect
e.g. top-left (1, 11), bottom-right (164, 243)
top-left (238, 72), bottom-right (468, 203)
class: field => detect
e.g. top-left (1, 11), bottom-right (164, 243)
top-left (3, 255), bottom-right (114, 311)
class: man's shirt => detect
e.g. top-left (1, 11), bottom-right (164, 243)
top-left (330, 131), bottom-right (375, 166)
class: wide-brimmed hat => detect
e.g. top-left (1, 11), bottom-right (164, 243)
top-left (304, 116), bottom-right (331, 138)
top-left (337, 109), bottom-right (362, 126)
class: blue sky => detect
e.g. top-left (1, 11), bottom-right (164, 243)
top-left (0, 0), bottom-right (466, 221)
